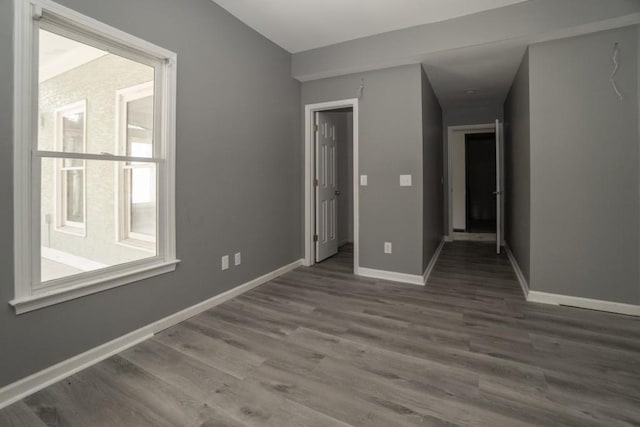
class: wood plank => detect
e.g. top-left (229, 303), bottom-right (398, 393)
top-left (0, 401), bottom-right (47, 427)
top-left (153, 323), bottom-right (265, 379)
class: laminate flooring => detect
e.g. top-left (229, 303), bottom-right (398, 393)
top-left (3, 241), bottom-right (640, 426)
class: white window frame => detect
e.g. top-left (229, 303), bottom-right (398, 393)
top-left (115, 82), bottom-right (156, 251)
top-left (11, 0), bottom-right (179, 314)
top-left (54, 99), bottom-right (87, 236)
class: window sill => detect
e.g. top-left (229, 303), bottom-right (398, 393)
top-left (116, 239), bottom-right (156, 253)
top-left (10, 259), bottom-right (180, 314)
top-left (55, 225), bottom-right (86, 237)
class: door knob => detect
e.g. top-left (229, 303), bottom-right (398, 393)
top-left (335, 190), bottom-right (341, 196)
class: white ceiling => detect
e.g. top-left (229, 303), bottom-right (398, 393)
top-left (212, 0), bottom-right (528, 53)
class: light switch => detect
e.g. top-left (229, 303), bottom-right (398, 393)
top-left (384, 242), bottom-right (392, 254)
top-left (234, 252), bottom-right (241, 266)
top-left (400, 175), bottom-right (412, 187)
top-left (360, 175), bottom-right (368, 186)
top-left (221, 255), bottom-right (229, 270)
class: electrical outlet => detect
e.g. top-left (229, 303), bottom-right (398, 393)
top-left (360, 175), bottom-right (368, 186)
top-left (400, 175), bottom-right (412, 187)
top-left (384, 242), bottom-right (392, 254)
top-left (234, 252), bottom-right (241, 266)
top-left (221, 255), bottom-right (229, 270)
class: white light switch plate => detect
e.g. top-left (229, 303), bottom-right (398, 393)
top-left (400, 175), bottom-right (412, 187)
top-left (221, 255), bottom-right (229, 270)
top-left (360, 175), bottom-right (368, 186)
top-left (234, 252), bottom-right (241, 266)
top-left (384, 242), bottom-right (392, 254)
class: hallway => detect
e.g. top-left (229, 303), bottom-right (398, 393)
top-left (2, 242), bottom-right (640, 426)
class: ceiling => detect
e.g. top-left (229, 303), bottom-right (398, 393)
top-left (212, 0), bottom-right (531, 112)
top-left (421, 40), bottom-right (528, 112)
top-left (212, 0), bottom-right (528, 53)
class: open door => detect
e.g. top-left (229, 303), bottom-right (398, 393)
top-left (315, 112), bottom-right (339, 262)
top-left (495, 119), bottom-right (502, 254)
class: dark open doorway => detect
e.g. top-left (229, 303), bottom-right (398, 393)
top-left (465, 133), bottom-right (496, 233)
top-left (314, 108), bottom-right (354, 266)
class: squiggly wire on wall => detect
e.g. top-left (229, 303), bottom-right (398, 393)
top-left (610, 42), bottom-right (623, 101)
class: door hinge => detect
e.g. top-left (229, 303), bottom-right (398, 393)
top-left (314, 124), bottom-right (319, 132)
top-left (313, 234), bottom-right (318, 242)
top-left (314, 178), bottom-right (319, 187)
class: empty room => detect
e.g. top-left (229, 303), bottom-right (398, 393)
top-left (1, 0), bottom-right (640, 426)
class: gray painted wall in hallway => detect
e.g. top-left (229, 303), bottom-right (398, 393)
top-left (504, 49), bottom-right (531, 283)
top-left (421, 67), bottom-right (444, 271)
top-left (0, 0), bottom-right (301, 387)
top-left (302, 64), bottom-right (425, 275)
top-left (529, 26), bottom-right (639, 303)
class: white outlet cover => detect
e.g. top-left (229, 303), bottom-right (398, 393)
top-left (234, 252), bottom-right (241, 266)
top-left (360, 175), bottom-right (368, 186)
top-left (384, 242), bottom-right (392, 254)
top-left (221, 255), bottom-right (229, 270)
top-left (400, 175), bottom-right (412, 187)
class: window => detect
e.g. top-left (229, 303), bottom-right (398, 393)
top-left (55, 100), bottom-right (87, 235)
top-left (12, 0), bottom-right (178, 314)
top-left (116, 82), bottom-right (156, 250)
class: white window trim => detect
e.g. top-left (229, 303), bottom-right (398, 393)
top-left (115, 81), bottom-right (156, 252)
top-left (54, 99), bottom-right (87, 236)
top-left (11, 0), bottom-right (179, 315)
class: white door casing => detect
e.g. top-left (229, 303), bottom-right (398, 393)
top-left (495, 119), bottom-right (502, 254)
top-left (451, 133), bottom-right (466, 231)
top-left (303, 98), bottom-right (358, 272)
top-left (315, 112), bottom-right (339, 262)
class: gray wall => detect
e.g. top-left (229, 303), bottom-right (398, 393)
top-left (504, 49), bottom-right (531, 282)
top-left (292, 0), bottom-right (640, 82)
top-left (421, 67), bottom-right (444, 271)
top-left (0, 0), bottom-right (301, 387)
top-left (327, 111), bottom-right (354, 245)
top-left (302, 64), bottom-right (425, 275)
top-left (529, 26), bottom-right (639, 303)
top-left (443, 106), bottom-right (503, 129)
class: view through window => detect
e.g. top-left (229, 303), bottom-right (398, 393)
top-left (39, 29), bottom-right (158, 283)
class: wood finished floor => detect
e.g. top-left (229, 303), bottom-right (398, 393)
top-left (3, 241), bottom-right (640, 426)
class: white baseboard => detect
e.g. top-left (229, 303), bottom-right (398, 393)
top-left (503, 244), bottom-right (639, 316)
top-left (505, 243), bottom-right (529, 298)
top-left (357, 238), bottom-right (445, 287)
top-left (0, 258), bottom-right (304, 410)
top-left (527, 291), bottom-right (640, 317)
top-left (357, 267), bottom-right (424, 286)
top-left (423, 239), bottom-right (445, 285)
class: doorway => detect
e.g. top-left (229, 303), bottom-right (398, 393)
top-left (465, 133), bottom-right (496, 233)
top-left (447, 121), bottom-right (503, 253)
top-left (314, 109), bottom-right (354, 263)
top-left (304, 99), bottom-right (359, 273)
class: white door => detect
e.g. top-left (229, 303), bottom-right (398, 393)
top-left (315, 112), bottom-right (339, 262)
top-left (495, 119), bottom-right (502, 254)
